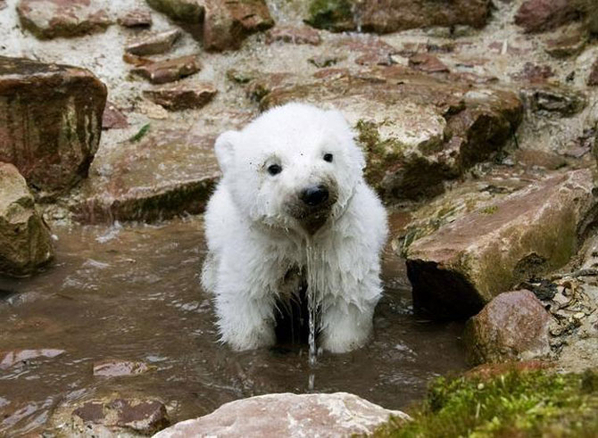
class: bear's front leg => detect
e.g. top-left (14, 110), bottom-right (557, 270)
top-left (214, 292), bottom-right (276, 351)
top-left (319, 296), bottom-right (377, 353)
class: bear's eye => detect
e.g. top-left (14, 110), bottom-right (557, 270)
top-left (267, 164), bottom-right (282, 176)
top-left (323, 153), bottom-right (333, 163)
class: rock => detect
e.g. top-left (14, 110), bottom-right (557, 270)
top-left (405, 169), bottom-right (597, 319)
top-left (0, 348), bottom-right (64, 369)
top-left (464, 290), bottom-right (552, 365)
top-left (143, 82), bottom-right (217, 110)
top-left (74, 129), bottom-right (221, 223)
top-left (203, 0), bottom-right (274, 51)
top-left (305, 0), bottom-right (491, 33)
top-left (266, 26), bottom-right (321, 45)
top-left (408, 53), bottom-right (449, 73)
top-left (153, 393), bottom-right (410, 438)
top-left (545, 24), bottom-right (587, 58)
top-left (308, 55), bottom-right (339, 68)
top-left (0, 0), bottom-right (6, 10)
top-left (146, 0), bottom-right (205, 23)
top-left (522, 86), bottom-right (587, 117)
top-left (0, 56), bottom-right (107, 195)
top-left (589, 59), bottom-right (598, 86)
top-left (117, 9), bottom-right (153, 28)
top-left (511, 62), bottom-right (555, 83)
top-left (131, 55), bottom-right (201, 84)
top-left (61, 397), bottom-right (169, 436)
top-left (254, 67), bottom-right (522, 201)
top-left (93, 360), bottom-right (150, 377)
top-left (0, 163), bottom-right (54, 277)
top-left (125, 29), bottom-right (182, 56)
top-left (515, 0), bottom-right (580, 33)
top-left (338, 37), bottom-right (399, 66)
top-left (102, 103), bottom-right (129, 130)
top-left (17, 0), bottom-right (112, 39)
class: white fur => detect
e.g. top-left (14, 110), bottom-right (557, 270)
top-left (201, 103), bottom-right (388, 353)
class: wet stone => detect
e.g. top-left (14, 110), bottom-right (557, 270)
top-left (143, 82), bottom-right (217, 110)
top-left (522, 86), bottom-right (587, 116)
top-left (125, 29), bottom-right (181, 56)
top-left (0, 163), bottom-right (54, 277)
top-left (0, 56), bottom-right (107, 195)
top-left (515, 0), bottom-right (580, 33)
top-left (266, 26), bottom-right (321, 45)
top-left (464, 290), bottom-right (552, 365)
top-left (154, 393), bottom-right (410, 438)
top-left (93, 360), bottom-right (151, 377)
top-left (118, 9), bottom-right (153, 28)
top-left (131, 55), bottom-right (201, 84)
top-left (17, 0), bottom-right (112, 40)
top-left (0, 348), bottom-right (64, 369)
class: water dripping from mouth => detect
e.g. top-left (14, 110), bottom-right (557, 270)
top-left (305, 242), bottom-right (320, 390)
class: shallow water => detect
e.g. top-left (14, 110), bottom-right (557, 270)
top-left (0, 216), bottom-right (466, 436)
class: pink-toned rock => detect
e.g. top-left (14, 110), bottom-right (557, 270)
top-left (408, 53), bottom-right (449, 73)
top-left (515, 0), bottom-right (580, 33)
top-left (464, 290), bottom-right (552, 364)
top-left (266, 25), bottom-right (321, 45)
top-left (405, 169), bottom-right (596, 319)
top-left (338, 37), bottom-right (399, 67)
top-left (0, 56), bottom-right (107, 195)
top-left (153, 393), bottom-right (410, 438)
top-left (0, 0), bottom-right (6, 10)
top-left (93, 360), bottom-right (150, 377)
top-left (143, 82), bottom-right (217, 110)
top-left (117, 9), bottom-right (153, 28)
top-left (125, 29), bottom-right (181, 56)
top-left (0, 349), bottom-right (64, 369)
top-left (203, 0), bottom-right (274, 51)
top-left (511, 62), bottom-right (555, 83)
top-left (131, 55), bottom-right (201, 84)
top-left (589, 59), bottom-right (598, 86)
top-left (17, 0), bottom-right (112, 39)
top-left (102, 103), bottom-right (128, 130)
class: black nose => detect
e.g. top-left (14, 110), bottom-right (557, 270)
top-left (300, 185), bottom-right (329, 207)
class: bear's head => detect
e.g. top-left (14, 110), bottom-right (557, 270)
top-left (214, 103), bottom-right (365, 234)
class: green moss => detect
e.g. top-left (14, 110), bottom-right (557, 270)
top-left (304, 0), bottom-right (355, 31)
top-left (129, 124), bottom-right (151, 143)
top-left (375, 369), bottom-right (598, 438)
top-left (480, 205), bottom-right (498, 215)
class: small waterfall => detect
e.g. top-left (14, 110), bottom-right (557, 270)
top-left (305, 243), bottom-right (320, 390)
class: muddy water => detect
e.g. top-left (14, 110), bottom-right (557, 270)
top-left (0, 216), bottom-right (466, 436)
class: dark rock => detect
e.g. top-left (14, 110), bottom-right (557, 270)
top-left (125, 29), bottom-right (181, 56)
top-left (17, 0), bottom-right (112, 39)
top-left (0, 56), bottom-right (107, 195)
top-left (102, 103), bottom-right (129, 130)
top-left (306, 0), bottom-right (491, 33)
top-left (308, 55), bottom-right (339, 68)
top-left (589, 59), bottom-right (598, 86)
top-left (408, 53), bottom-right (449, 73)
top-left (0, 348), bottom-right (63, 369)
top-left (153, 393), bottom-right (409, 438)
top-left (131, 55), bottom-right (201, 84)
top-left (266, 26), bottom-right (321, 45)
top-left (146, 0), bottom-right (204, 23)
top-left (143, 82), bottom-right (217, 110)
top-left (511, 62), bottom-right (555, 83)
top-left (0, 163), bottom-right (54, 277)
top-left (93, 360), bottom-right (150, 377)
top-left (519, 279), bottom-right (558, 300)
top-left (405, 169), bottom-right (596, 319)
top-left (464, 290), bottom-right (552, 364)
top-left (203, 0), bottom-right (274, 51)
top-left (515, 0), bottom-right (581, 33)
top-left (545, 24), bottom-right (587, 58)
top-left (74, 129), bottom-right (221, 224)
top-left (522, 86), bottom-right (587, 116)
top-left (117, 9), bottom-right (153, 28)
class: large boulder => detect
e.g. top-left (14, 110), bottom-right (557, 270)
top-left (0, 162), bottom-right (53, 277)
top-left (514, 0), bottom-right (581, 33)
top-left (146, 0), bottom-right (205, 23)
top-left (404, 169), bottom-right (597, 319)
top-left (305, 0), bottom-right (491, 33)
top-left (153, 392), bottom-right (410, 437)
top-left (17, 0), bottom-right (112, 39)
top-left (254, 66), bottom-right (522, 201)
top-left (0, 56), bottom-right (107, 196)
top-left (464, 290), bottom-right (552, 365)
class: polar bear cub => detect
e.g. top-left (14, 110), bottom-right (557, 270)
top-left (201, 103), bottom-right (388, 353)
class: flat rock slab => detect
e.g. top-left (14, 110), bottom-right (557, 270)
top-left (17, 0), bottom-right (112, 39)
top-left (75, 129), bottom-right (220, 223)
top-left (143, 82), bottom-right (217, 110)
top-left (464, 290), bottom-right (552, 365)
top-left (254, 66), bottom-right (522, 201)
top-left (131, 55), bottom-right (201, 84)
top-left (118, 9), bottom-right (153, 28)
top-left (265, 26), bottom-right (322, 45)
top-left (125, 29), bottom-right (182, 56)
top-left (306, 0), bottom-right (491, 33)
top-left (93, 359), bottom-right (151, 377)
top-left (0, 56), bottom-right (107, 195)
top-left (0, 163), bottom-right (54, 277)
top-left (405, 169), bottom-right (597, 319)
top-left (0, 348), bottom-right (64, 369)
top-left (153, 392), bottom-right (410, 438)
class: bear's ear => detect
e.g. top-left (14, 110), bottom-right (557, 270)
top-left (214, 130), bottom-right (240, 174)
